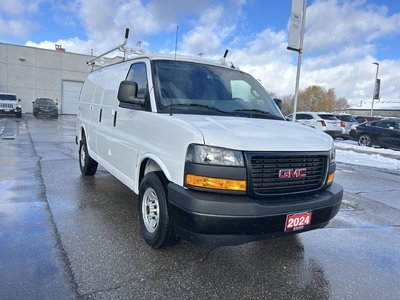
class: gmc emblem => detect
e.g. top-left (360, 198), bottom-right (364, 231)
top-left (279, 168), bottom-right (307, 179)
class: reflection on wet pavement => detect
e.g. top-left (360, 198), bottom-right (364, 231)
top-left (0, 116), bottom-right (75, 299)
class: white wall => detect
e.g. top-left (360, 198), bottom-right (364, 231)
top-left (0, 43), bottom-right (93, 114)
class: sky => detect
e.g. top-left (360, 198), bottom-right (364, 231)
top-left (1, 0), bottom-right (400, 106)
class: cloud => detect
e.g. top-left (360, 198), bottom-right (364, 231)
top-left (0, 0), bottom-right (42, 16)
top-left (181, 6), bottom-right (237, 55)
top-left (227, 28), bottom-right (295, 97)
top-left (25, 37), bottom-right (93, 55)
top-left (0, 17), bottom-right (38, 39)
top-left (0, 0), bottom-right (42, 38)
top-left (20, 0), bottom-right (400, 106)
top-left (305, 0), bottom-right (400, 52)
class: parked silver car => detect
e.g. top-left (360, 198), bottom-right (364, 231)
top-left (334, 114), bottom-right (358, 139)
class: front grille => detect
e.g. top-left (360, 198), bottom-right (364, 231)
top-left (249, 153), bottom-right (328, 196)
top-left (0, 103), bottom-right (14, 109)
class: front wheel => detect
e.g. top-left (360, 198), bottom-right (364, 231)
top-left (358, 134), bottom-right (372, 147)
top-left (79, 137), bottom-right (98, 175)
top-left (138, 172), bottom-right (175, 249)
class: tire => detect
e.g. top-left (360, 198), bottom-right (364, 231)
top-left (79, 137), bottom-right (98, 175)
top-left (358, 134), bottom-right (372, 147)
top-left (138, 172), bottom-right (176, 249)
top-left (15, 112), bottom-right (22, 118)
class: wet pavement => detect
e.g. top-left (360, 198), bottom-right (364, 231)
top-left (0, 115), bottom-right (399, 300)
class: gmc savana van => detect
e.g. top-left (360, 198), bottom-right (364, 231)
top-left (76, 42), bottom-right (343, 249)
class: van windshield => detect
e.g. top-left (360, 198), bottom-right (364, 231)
top-left (152, 60), bottom-right (283, 120)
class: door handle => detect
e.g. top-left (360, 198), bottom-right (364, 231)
top-left (99, 108), bottom-right (102, 122)
top-left (113, 111), bottom-right (117, 127)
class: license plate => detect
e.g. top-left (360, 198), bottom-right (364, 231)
top-left (285, 212), bottom-right (312, 232)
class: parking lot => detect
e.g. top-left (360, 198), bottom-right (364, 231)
top-left (1, 115), bottom-right (399, 300)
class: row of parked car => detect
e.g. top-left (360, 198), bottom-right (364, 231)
top-left (286, 112), bottom-right (400, 150)
top-left (0, 93), bottom-right (59, 119)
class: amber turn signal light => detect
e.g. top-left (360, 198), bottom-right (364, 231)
top-left (186, 174), bottom-right (246, 191)
top-left (326, 173), bottom-right (335, 185)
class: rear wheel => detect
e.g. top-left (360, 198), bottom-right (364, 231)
top-left (79, 137), bottom-right (98, 175)
top-left (358, 134), bottom-right (372, 147)
top-left (138, 172), bottom-right (175, 249)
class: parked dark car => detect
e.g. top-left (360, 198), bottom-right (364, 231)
top-left (354, 115), bottom-right (382, 124)
top-left (349, 118), bottom-right (400, 150)
top-left (32, 98), bottom-right (58, 118)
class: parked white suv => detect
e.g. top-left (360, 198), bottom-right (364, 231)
top-left (286, 112), bottom-right (342, 138)
top-left (0, 93), bottom-right (22, 118)
top-left (76, 50), bottom-right (342, 248)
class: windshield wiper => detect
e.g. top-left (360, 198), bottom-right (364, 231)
top-left (233, 109), bottom-right (284, 120)
top-left (164, 103), bottom-right (234, 116)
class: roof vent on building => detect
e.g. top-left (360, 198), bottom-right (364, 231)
top-left (55, 44), bottom-right (66, 52)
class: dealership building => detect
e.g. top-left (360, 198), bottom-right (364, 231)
top-left (348, 100), bottom-right (400, 118)
top-left (0, 42), bottom-right (117, 115)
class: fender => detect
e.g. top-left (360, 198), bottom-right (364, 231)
top-left (135, 153), bottom-right (172, 194)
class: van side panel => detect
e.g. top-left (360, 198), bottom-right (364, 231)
top-left (78, 76), bottom-right (97, 154)
top-left (93, 63), bottom-right (130, 164)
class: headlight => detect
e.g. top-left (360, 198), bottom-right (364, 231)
top-left (329, 147), bottom-right (336, 164)
top-left (186, 144), bottom-right (244, 167)
top-left (326, 146), bottom-right (336, 186)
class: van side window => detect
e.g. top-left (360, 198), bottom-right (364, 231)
top-left (126, 63), bottom-right (148, 99)
top-left (231, 80), bottom-right (257, 103)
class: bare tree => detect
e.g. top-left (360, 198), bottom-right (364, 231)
top-left (335, 97), bottom-right (350, 112)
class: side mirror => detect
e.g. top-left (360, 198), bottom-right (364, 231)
top-left (18, 99), bottom-right (21, 102)
top-left (117, 81), bottom-right (145, 105)
top-left (32, 101), bottom-right (35, 104)
top-left (273, 98), bottom-right (282, 110)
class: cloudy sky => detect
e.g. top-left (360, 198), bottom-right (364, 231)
top-left (1, 0), bottom-right (399, 106)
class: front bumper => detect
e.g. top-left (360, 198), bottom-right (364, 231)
top-left (34, 109), bottom-right (58, 116)
top-left (168, 182), bottom-right (343, 245)
top-left (0, 107), bottom-right (21, 117)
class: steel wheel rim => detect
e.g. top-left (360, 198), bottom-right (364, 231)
top-left (359, 135), bottom-right (370, 146)
top-left (142, 187), bottom-right (160, 233)
top-left (80, 143), bottom-right (86, 166)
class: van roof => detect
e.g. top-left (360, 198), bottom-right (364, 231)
top-left (0, 92), bottom-right (17, 96)
top-left (92, 51), bottom-right (239, 72)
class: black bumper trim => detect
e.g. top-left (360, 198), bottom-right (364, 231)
top-left (168, 182), bottom-right (343, 244)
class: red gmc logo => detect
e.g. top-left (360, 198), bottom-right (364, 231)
top-left (279, 168), bottom-right (307, 179)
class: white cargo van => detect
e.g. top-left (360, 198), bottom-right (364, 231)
top-left (76, 40), bottom-right (342, 248)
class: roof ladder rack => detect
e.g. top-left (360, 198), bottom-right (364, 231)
top-left (87, 28), bottom-right (130, 69)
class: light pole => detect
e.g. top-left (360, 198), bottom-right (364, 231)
top-left (370, 62), bottom-right (379, 116)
